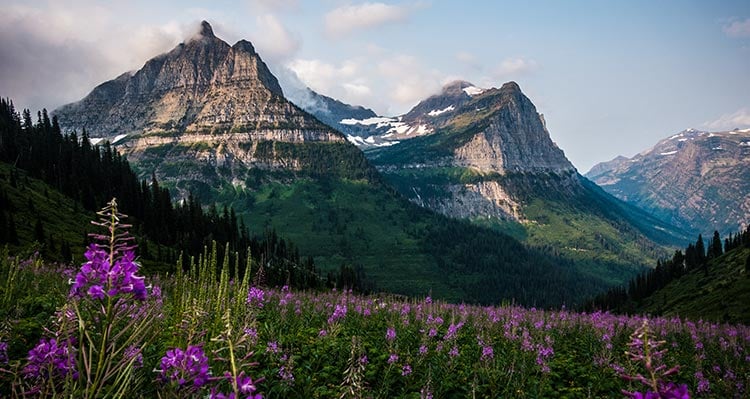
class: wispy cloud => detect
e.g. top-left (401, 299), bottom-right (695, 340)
top-left (250, 14), bottom-right (300, 61)
top-left (247, 0), bottom-right (299, 12)
top-left (704, 108), bottom-right (750, 130)
top-left (723, 17), bottom-right (750, 38)
top-left (493, 57), bottom-right (538, 77)
top-left (324, 2), bottom-right (424, 38)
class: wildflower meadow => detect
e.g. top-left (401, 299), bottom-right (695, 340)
top-left (0, 200), bottom-right (748, 397)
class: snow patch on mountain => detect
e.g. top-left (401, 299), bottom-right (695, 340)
top-left (463, 86), bottom-right (485, 96)
top-left (428, 105), bottom-right (455, 116)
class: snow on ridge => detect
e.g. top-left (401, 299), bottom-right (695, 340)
top-left (112, 134), bottom-right (128, 143)
top-left (712, 146), bottom-right (723, 150)
top-left (463, 86), bottom-right (484, 96)
top-left (428, 105), bottom-right (455, 116)
top-left (659, 150), bottom-right (678, 156)
top-left (365, 136), bottom-right (376, 144)
top-left (340, 116), bottom-right (394, 126)
top-left (89, 138), bottom-right (104, 145)
top-left (669, 133), bottom-right (684, 140)
top-left (346, 135), bottom-right (366, 145)
top-left (740, 141), bottom-right (750, 147)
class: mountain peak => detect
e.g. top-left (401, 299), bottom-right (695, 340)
top-left (442, 80), bottom-right (474, 93)
top-left (199, 20), bottom-right (214, 37)
top-left (499, 81), bottom-right (521, 94)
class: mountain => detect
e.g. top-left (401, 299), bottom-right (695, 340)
top-left (365, 81), bottom-right (690, 282)
top-left (586, 228), bottom-right (750, 324)
top-left (586, 128), bottom-right (750, 235)
top-left (51, 21), bottom-right (619, 307)
top-left (297, 80), bottom-right (488, 149)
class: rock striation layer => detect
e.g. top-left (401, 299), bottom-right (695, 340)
top-left (586, 128), bottom-right (750, 234)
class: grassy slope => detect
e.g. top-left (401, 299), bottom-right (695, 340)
top-left (638, 246), bottom-right (750, 324)
top-left (0, 162), bottom-right (93, 263)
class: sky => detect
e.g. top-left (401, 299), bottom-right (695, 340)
top-left (1, 0), bottom-right (748, 172)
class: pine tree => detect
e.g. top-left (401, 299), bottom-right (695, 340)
top-left (709, 230), bottom-right (723, 259)
top-left (34, 217), bottom-right (45, 243)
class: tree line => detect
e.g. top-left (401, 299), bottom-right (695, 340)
top-left (583, 227), bottom-right (750, 312)
top-left (0, 98), bottom-right (370, 291)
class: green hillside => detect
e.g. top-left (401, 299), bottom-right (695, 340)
top-left (0, 162), bottom-right (93, 263)
top-left (638, 245), bottom-right (750, 324)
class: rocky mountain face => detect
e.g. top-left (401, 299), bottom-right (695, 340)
top-left (54, 21), bottom-right (356, 195)
top-left (367, 81), bottom-right (688, 274)
top-left (299, 80), bottom-right (490, 148)
top-left (52, 21), bottom-right (625, 306)
top-left (586, 128), bottom-right (750, 235)
top-left (369, 82), bottom-right (578, 221)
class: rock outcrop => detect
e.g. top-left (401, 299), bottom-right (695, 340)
top-left (54, 21), bottom-right (340, 143)
top-left (586, 128), bottom-right (750, 234)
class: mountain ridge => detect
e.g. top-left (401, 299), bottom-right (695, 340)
top-left (586, 127), bottom-right (750, 235)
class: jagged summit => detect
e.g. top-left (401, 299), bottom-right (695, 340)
top-left (199, 20), bottom-right (214, 37)
top-left (53, 20), bottom-right (328, 139)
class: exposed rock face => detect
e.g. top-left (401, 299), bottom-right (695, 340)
top-left (423, 181), bottom-right (523, 221)
top-left (54, 21), bottom-right (339, 142)
top-left (586, 128), bottom-right (750, 234)
top-left (369, 81), bottom-right (577, 222)
top-left (451, 82), bottom-right (574, 174)
top-left (53, 21), bottom-right (349, 193)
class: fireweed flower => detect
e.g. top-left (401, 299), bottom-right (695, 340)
top-left (23, 337), bottom-right (78, 381)
top-left (0, 341), bottom-right (8, 364)
top-left (159, 345), bottom-right (210, 388)
top-left (247, 287), bottom-right (266, 308)
top-left (386, 327), bottom-right (396, 342)
top-left (328, 304), bottom-right (347, 324)
top-left (124, 344), bottom-right (143, 369)
top-left (70, 245), bottom-right (147, 301)
top-left (387, 353), bottom-right (399, 364)
top-left (402, 364), bottom-right (412, 376)
top-left (481, 345), bottom-right (494, 361)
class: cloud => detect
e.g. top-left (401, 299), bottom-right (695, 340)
top-left (250, 14), bottom-right (300, 61)
top-left (0, 2), bottom-right (194, 112)
top-left (493, 57), bottom-right (538, 77)
top-left (376, 54), bottom-right (445, 109)
top-left (324, 2), bottom-right (419, 37)
top-left (723, 18), bottom-right (750, 38)
top-left (247, 0), bottom-right (299, 12)
top-left (704, 108), bottom-right (750, 130)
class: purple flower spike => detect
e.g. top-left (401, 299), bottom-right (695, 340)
top-left (70, 245), bottom-right (147, 301)
top-left (23, 338), bottom-right (78, 381)
top-left (159, 345), bottom-right (210, 389)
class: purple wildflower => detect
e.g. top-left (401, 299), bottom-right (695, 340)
top-left (387, 353), bottom-right (399, 364)
top-left (328, 304), bottom-right (347, 324)
top-left (402, 363), bottom-right (412, 376)
top-left (70, 245), bottom-right (147, 301)
top-left (247, 287), bottom-right (266, 308)
top-left (448, 346), bottom-right (459, 358)
top-left (124, 344), bottom-right (143, 368)
top-left (159, 345), bottom-right (210, 388)
top-left (386, 327), bottom-right (396, 342)
top-left (481, 345), bottom-right (494, 361)
top-left (0, 341), bottom-right (7, 364)
top-left (419, 345), bottom-right (428, 355)
top-left (266, 341), bottom-right (279, 354)
top-left (23, 338), bottom-right (78, 381)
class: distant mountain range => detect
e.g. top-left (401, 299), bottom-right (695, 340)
top-left (586, 128), bottom-right (750, 235)
top-left (52, 20), bottom-right (694, 305)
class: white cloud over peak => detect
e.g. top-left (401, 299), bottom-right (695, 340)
top-left (723, 18), bottom-right (750, 38)
top-left (324, 2), bottom-right (421, 37)
top-left (704, 108), bottom-right (750, 130)
top-left (247, 0), bottom-right (299, 12)
top-left (493, 57), bottom-right (538, 77)
top-left (250, 14), bottom-right (300, 61)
